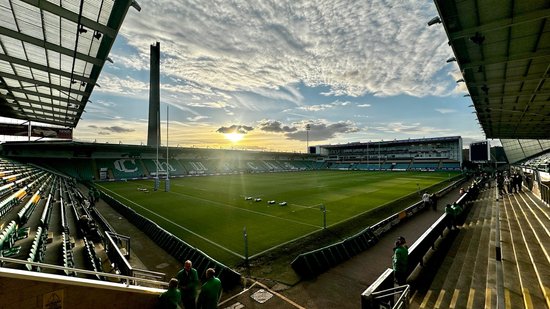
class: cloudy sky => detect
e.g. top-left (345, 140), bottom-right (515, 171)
top-left (72, 0), bottom-right (485, 152)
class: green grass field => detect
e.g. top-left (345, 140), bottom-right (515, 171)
top-left (97, 170), bottom-right (458, 265)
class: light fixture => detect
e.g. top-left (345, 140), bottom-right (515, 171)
top-left (481, 85), bottom-right (489, 94)
top-left (131, 0), bottom-right (142, 11)
top-left (78, 25), bottom-right (87, 34)
top-left (93, 31), bottom-right (102, 40)
top-left (470, 32), bottom-right (485, 45)
top-left (456, 79), bottom-right (465, 83)
top-left (446, 57), bottom-right (456, 63)
top-left (106, 57), bottom-right (114, 64)
top-left (427, 16), bottom-right (441, 26)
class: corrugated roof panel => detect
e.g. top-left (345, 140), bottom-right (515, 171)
top-left (43, 17), bottom-right (61, 46)
top-left (0, 0), bottom-right (17, 30)
top-left (0, 0), bottom-right (135, 128)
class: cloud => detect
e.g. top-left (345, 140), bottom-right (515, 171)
top-left (288, 121), bottom-right (360, 141)
top-left (435, 108), bottom-right (456, 114)
top-left (297, 100), bottom-right (352, 111)
top-left (258, 119), bottom-right (359, 141)
top-left (372, 122), bottom-right (449, 135)
top-left (258, 120), bottom-right (297, 133)
top-left (117, 1), bottom-right (453, 101)
top-left (216, 125), bottom-right (254, 134)
top-left (357, 104), bottom-right (371, 108)
top-left (187, 115), bottom-right (210, 122)
top-left (89, 125), bottom-right (136, 133)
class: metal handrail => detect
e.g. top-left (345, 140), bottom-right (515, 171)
top-left (0, 256), bottom-right (168, 288)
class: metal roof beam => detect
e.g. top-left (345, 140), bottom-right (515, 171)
top-left (3, 88), bottom-right (83, 107)
top-left (0, 54), bottom-right (94, 85)
top-left (463, 74), bottom-right (548, 86)
top-left (471, 91), bottom-right (550, 99)
top-left (448, 8), bottom-right (550, 41)
top-left (1, 72), bottom-right (88, 96)
top-left (20, 0), bottom-right (117, 39)
top-left (0, 26), bottom-right (103, 66)
top-left (461, 49), bottom-right (550, 69)
top-left (3, 97), bottom-right (80, 113)
top-left (7, 110), bottom-right (76, 127)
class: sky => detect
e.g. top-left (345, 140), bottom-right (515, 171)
top-left (69, 0), bottom-right (488, 152)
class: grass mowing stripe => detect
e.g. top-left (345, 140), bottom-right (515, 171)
top-left (98, 184), bottom-right (244, 259)
top-left (167, 190), bottom-right (322, 229)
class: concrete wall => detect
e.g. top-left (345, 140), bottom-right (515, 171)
top-left (0, 267), bottom-right (163, 308)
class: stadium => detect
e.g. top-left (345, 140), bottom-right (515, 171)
top-left (0, 1), bottom-right (549, 309)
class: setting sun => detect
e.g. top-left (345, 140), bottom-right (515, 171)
top-left (224, 132), bottom-right (244, 143)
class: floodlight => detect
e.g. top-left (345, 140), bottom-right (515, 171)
top-left (470, 32), bottom-right (485, 45)
top-left (446, 57), bottom-right (456, 63)
top-left (131, 0), bottom-right (142, 11)
top-left (456, 79), bottom-right (465, 83)
top-left (427, 16), bottom-right (441, 26)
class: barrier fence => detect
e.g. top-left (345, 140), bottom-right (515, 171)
top-left (361, 177), bottom-right (485, 309)
top-left (99, 191), bottom-right (241, 289)
top-left (291, 177), bottom-right (467, 278)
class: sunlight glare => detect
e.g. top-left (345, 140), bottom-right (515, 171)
top-left (225, 132), bottom-right (244, 143)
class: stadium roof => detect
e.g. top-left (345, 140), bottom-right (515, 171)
top-left (0, 0), bottom-right (138, 128)
top-left (434, 0), bottom-right (550, 140)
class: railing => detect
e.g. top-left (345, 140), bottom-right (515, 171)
top-left (104, 231), bottom-right (164, 282)
top-left (361, 268), bottom-right (410, 309)
top-left (361, 177), bottom-right (485, 309)
top-left (0, 256), bottom-right (168, 288)
top-left (291, 177), bottom-right (467, 278)
top-left (541, 182), bottom-right (549, 205)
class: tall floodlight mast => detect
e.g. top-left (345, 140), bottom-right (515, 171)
top-left (306, 124), bottom-right (311, 153)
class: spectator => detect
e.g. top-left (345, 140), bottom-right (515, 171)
top-left (158, 278), bottom-right (182, 309)
top-left (176, 260), bottom-right (199, 309)
top-left (197, 268), bottom-right (222, 309)
top-left (504, 175), bottom-right (512, 195)
top-left (430, 193), bottom-right (438, 211)
top-left (445, 203), bottom-right (462, 230)
top-left (392, 236), bottom-right (408, 286)
top-left (422, 192), bottom-right (430, 209)
top-left (496, 173), bottom-right (505, 197)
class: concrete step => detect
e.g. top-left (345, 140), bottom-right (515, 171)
top-left (498, 199), bottom-right (525, 308)
top-left (467, 192), bottom-right (495, 309)
top-left (450, 189), bottom-right (492, 309)
top-left (424, 194), bottom-right (486, 308)
top-left (506, 192), bottom-right (550, 307)
top-left (501, 193), bottom-right (546, 307)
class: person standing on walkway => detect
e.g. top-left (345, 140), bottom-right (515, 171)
top-left (197, 268), bottom-right (222, 309)
top-left (430, 193), bottom-right (438, 211)
top-left (177, 260), bottom-right (199, 309)
top-left (422, 192), bottom-right (431, 209)
top-left (392, 236), bottom-right (408, 285)
top-left (159, 278), bottom-right (182, 309)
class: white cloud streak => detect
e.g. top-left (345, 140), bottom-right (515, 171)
top-left (117, 0), bottom-right (452, 100)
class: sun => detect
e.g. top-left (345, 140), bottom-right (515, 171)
top-left (224, 132), bottom-right (244, 143)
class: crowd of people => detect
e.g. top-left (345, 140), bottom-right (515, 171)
top-left (496, 171), bottom-right (523, 197)
top-left (158, 260), bottom-right (223, 309)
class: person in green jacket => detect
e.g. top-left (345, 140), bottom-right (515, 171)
top-left (176, 260), bottom-right (199, 309)
top-left (392, 236), bottom-right (408, 285)
top-left (197, 268), bottom-right (222, 309)
top-left (158, 278), bottom-right (182, 309)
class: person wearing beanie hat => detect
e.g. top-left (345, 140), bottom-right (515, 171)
top-left (392, 236), bottom-right (408, 285)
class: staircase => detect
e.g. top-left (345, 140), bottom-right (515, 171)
top-left (409, 186), bottom-right (550, 309)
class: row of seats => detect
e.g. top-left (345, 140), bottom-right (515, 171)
top-left (83, 236), bottom-right (104, 280)
top-left (26, 226), bottom-right (47, 271)
top-left (61, 232), bottom-right (75, 276)
top-left (0, 220), bottom-right (17, 250)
